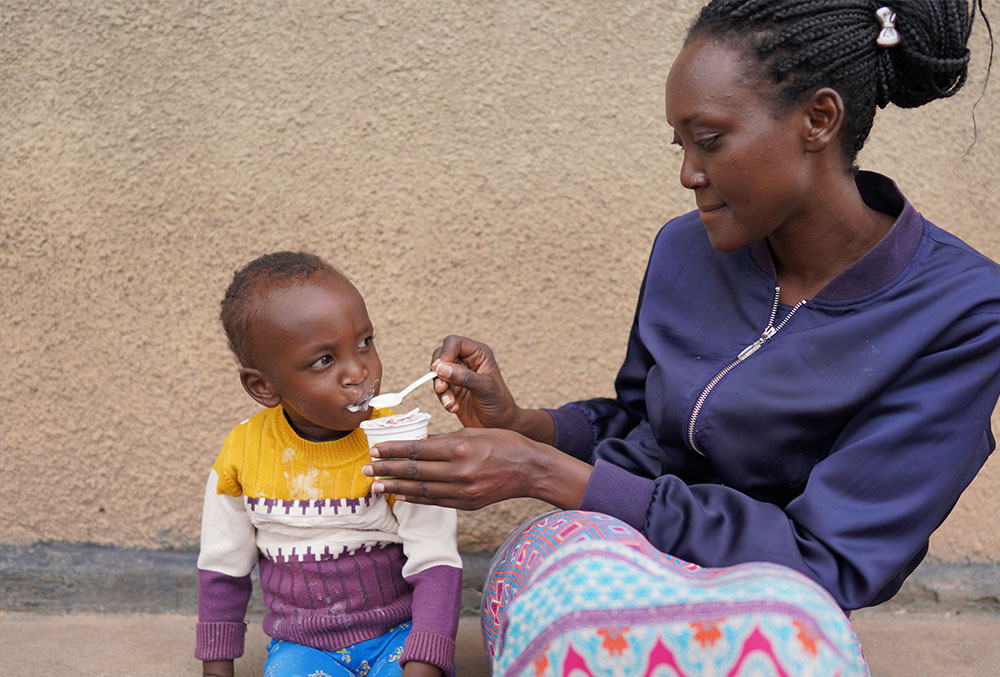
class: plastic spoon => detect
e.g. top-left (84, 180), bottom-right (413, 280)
top-left (366, 371), bottom-right (437, 409)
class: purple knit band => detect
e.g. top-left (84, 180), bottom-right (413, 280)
top-left (195, 621), bottom-right (247, 661)
top-left (401, 631), bottom-right (457, 674)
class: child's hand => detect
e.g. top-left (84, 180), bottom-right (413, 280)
top-left (203, 659), bottom-right (235, 677)
top-left (401, 660), bottom-right (444, 677)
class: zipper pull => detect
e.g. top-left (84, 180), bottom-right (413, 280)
top-left (737, 326), bottom-right (776, 361)
top-left (737, 339), bottom-right (763, 361)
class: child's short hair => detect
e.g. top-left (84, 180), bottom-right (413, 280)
top-left (221, 251), bottom-right (342, 367)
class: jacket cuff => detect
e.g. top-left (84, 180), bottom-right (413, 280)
top-left (194, 621), bottom-right (246, 661)
top-left (400, 630), bottom-right (456, 674)
top-left (545, 406), bottom-right (594, 461)
top-left (579, 459), bottom-right (655, 530)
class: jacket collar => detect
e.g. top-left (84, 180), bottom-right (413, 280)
top-left (749, 171), bottom-right (923, 302)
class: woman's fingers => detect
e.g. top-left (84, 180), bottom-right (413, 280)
top-left (431, 336), bottom-right (495, 413)
top-left (363, 435), bottom-right (486, 509)
top-left (366, 434), bottom-right (472, 479)
top-left (369, 436), bottom-right (445, 460)
top-left (426, 335), bottom-right (520, 427)
top-left (369, 479), bottom-right (474, 510)
top-left (363, 428), bottom-right (538, 510)
top-left (435, 334), bottom-right (485, 367)
top-left (369, 468), bottom-right (496, 511)
top-left (435, 361), bottom-right (495, 398)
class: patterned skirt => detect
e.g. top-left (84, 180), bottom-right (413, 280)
top-left (481, 510), bottom-right (869, 676)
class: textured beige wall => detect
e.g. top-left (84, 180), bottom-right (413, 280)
top-left (3, 1), bottom-right (998, 561)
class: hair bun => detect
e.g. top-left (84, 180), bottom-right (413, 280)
top-left (886, 0), bottom-right (974, 108)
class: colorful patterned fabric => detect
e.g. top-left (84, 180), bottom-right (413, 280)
top-left (483, 511), bottom-right (869, 676)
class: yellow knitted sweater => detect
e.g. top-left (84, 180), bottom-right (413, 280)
top-left (213, 405), bottom-right (393, 503)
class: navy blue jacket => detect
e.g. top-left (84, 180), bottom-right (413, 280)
top-left (550, 172), bottom-right (1000, 609)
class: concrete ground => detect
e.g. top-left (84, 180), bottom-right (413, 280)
top-left (2, 607), bottom-right (1000, 676)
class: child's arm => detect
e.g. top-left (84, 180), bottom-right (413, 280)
top-left (393, 501), bottom-right (463, 675)
top-left (202, 659), bottom-right (235, 677)
top-left (195, 468), bottom-right (258, 664)
top-left (402, 660), bottom-right (444, 677)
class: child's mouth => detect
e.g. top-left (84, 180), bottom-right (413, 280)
top-left (346, 384), bottom-right (377, 413)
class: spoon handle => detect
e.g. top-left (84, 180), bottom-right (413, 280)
top-left (398, 371), bottom-right (438, 398)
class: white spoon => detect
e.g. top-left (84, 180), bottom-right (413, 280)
top-left (366, 370), bottom-right (438, 409)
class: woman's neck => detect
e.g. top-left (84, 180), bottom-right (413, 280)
top-left (768, 173), bottom-right (895, 305)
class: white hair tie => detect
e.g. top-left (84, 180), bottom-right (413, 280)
top-left (875, 6), bottom-right (900, 48)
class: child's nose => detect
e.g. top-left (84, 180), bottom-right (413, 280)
top-left (340, 356), bottom-right (366, 385)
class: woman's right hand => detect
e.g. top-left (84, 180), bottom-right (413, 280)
top-left (430, 335), bottom-right (518, 427)
top-left (431, 335), bottom-right (555, 444)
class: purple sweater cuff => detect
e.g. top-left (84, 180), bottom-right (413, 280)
top-left (579, 459), bottom-right (655, 530)
top-left (400, 631), bottom-right (457, 674)
top-left (545, 406), bottom-right (594, 461)
top-left (195, 621), bottom-right (246, 660)
top-left (402, 565), bottom-right (461, 673)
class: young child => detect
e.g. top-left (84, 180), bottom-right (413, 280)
top-left (195, 251), bottom-right (462, 677)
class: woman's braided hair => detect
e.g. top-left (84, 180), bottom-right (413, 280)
top-left (688, 0), bottom-right (992, 167)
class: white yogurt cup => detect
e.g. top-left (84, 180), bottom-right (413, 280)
top-left (360, 408), bottom-right (430, 477)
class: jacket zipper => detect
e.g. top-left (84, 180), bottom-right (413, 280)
top-left (686, 286), bottom-right (806, 455)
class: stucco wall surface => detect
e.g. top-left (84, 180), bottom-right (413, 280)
top-left (2, 1), bottom-right (998, 562)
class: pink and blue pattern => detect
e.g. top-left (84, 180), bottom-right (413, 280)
top-left (482, 511), bottom-right (869, 676)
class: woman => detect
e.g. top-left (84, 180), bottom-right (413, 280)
top-left (365, 1), bottom-right (999, 674)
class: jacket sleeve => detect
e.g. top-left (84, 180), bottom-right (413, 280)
top-left (195, 468), bottom-right (257, 660)
top-left (392, 500), bottom-right (463, 673)
top-left (580, 308), bottom-right (1000, 610)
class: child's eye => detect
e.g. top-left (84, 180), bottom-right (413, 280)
top-left (358, 336), bottom-right (374, 350)
top-left (310, 355), bottom-right (334, 368)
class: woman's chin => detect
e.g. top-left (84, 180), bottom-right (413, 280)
top-left (701, 212), bottom-right (761, 253)
top-left (704, 230), bottom-right (746, 254)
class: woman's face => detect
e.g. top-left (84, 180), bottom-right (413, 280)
top-left (665, 36), bottom-right (815, 253)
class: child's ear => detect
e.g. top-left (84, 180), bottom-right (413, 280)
top-left (240, 368), bottom-right (281, 408)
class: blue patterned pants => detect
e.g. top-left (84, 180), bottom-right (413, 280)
top-left (263, 621), bottom-right (410, 677)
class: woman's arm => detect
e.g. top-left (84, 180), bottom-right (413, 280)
top-left (580, 308), bottom-right (1000, 610)
top-left (367, 427), bottom-right (595, 511)
top-left (368, 268), bottom-right (659, 511)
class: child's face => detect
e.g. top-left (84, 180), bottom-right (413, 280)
top-left (245, 272), bottom-right (382, 441)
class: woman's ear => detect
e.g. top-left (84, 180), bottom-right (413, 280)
top-left (802, 87), bottom-right (844, 153)
top-left (240, 368), bottom-right (281, 408)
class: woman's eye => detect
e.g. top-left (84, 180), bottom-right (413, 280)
top-left (695, 135), bottom-right (719, 150)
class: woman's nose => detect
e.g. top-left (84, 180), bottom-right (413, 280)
top-left (679, 151), bottom-right (707, 190)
